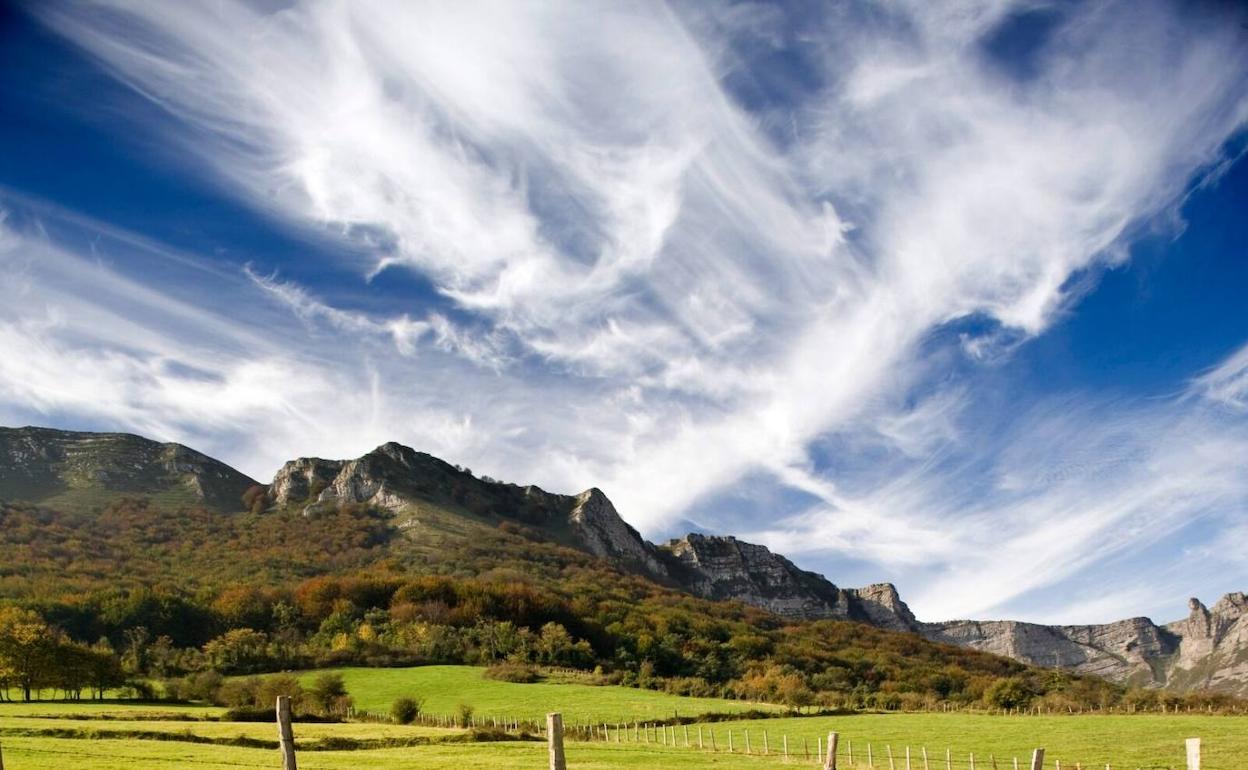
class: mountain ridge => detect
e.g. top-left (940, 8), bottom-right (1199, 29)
top-left (3, 425), bottom-right (1246, 695)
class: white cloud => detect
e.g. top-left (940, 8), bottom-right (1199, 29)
top-left (9, 0), bottom-right (1248, 621)
top-left (1191, 343), bottom-right (1248, 411)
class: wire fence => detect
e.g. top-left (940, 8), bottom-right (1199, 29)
top-left (0, 706), bottom-right (1219, 770)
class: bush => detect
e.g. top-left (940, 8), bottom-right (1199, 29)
top-left (985, 676), bottom-right (1036, 710)
top-left (456, 702), bottom-right (475, 728)
top-left (391, 696), bottom-right (423, 725)
top-left (215, 677), bottom-right (262, 708)
top-left (177, 670), bottom-right (224, 702)
top-left (483, 662), bottom-right (539, 683)
top-left (257, 674), bottom-right (305, 711)
top-left (308, 672), bottom-right (352, 717)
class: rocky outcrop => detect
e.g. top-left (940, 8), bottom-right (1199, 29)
top-left (265, 443), bottom-right (671, 581)
top-left (569, 488), bottom-right (668, 579)
top-left (850, 583), bottom-right (920, 632)
top-left (914, 595), bottom-right (1248, 694)
top-left (661, 533), bottom-right (855, 618)
top-left (0, 426), bottom-right (257, 512)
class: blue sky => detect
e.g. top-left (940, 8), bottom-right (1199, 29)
top-left (1, 1), bottom-right (1247, 625)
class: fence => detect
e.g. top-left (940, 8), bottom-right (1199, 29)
top-left (258, 699), bottom-right (1207, 770)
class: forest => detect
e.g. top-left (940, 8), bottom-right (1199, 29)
top-left (1, 497), bottom-right (1242, 714)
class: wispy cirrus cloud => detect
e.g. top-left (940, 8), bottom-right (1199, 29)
top-left (1190, 343), bottom-right (1248, 411)
top-left (5, 0), bottom-right (1248, 622)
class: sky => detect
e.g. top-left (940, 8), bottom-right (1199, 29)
top-left (1, 0), bottom-right (1247, 626)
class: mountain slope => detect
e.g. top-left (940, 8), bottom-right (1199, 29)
top-left (0, 426), bottom-right (257, 513)
top-left (2, 426), bottom-right (1246, 696)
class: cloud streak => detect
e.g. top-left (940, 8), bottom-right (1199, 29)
top-left (7, 0), bottom-right (1248, 622)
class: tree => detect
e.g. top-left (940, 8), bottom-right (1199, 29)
top-left (308, 672), bottom-right (352, 717)
top-left (203, 628), bottom-right (270, 674)
top-left (391, 696), bottom-right (423, 724)
top-left (985, 676), bottom-right (1036, 710)
top-left (0, 607), bottom-right (60, 701)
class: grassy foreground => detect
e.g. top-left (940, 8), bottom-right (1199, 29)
top-left (4, 672), bottom-right (1246, 769)
top-left (685, 712), bottom-right (1245, 769)
top-left (291, 665), bottom-right (777, 722)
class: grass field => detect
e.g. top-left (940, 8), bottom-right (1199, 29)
top-left (291, 665), bottom-right (778, 723)
top-left (4, 669), bottom-right (1245, 769)
top-left (2, 713), bottom-right (1243, 770)
top-left (0, 699), bottom-right (223, 718)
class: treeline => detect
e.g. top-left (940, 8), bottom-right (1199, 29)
top-left (4, 574), bottom-right (1245, 713)
top-left (0, 607), bottom-right (124, 701)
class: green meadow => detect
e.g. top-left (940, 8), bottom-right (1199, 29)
top-left (290, 665), bottom-right (778, 723)
top-left (3, 668), bottom-right (1244, 769)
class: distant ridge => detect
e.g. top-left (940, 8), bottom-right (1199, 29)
top-left (0, 426), bottom-right (257, 513)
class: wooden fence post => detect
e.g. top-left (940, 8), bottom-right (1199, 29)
top-left (783, 734), bottom-right (789, 759)
top-left (547, 713), bottom-right (567, 770)
top-left (698, 725), bottom-right (704, 749)
top-left (819, 736), bottom-right (823, 764)
top-left (745, 728), bottom-right (752, 754)
top-left (1030, 749), bottom-right (1045, 770)
top-left (825, 731), bottom-right (839, 770)
top-left (0, 735), bottom-right (6, 770)
top-left (276, 695), bottom-right (297, 770)
top-left (1186, 738), bottom-right (1200, 770)
top-left (684, 724), bottom-right (690, 747)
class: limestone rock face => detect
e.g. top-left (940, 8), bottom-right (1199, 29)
top-left (568, 488), bottom-right (668, 579)
top-left (0, 426), bottom-right (257, 513)
top-left (849, 583), bottom-right (920, 632)
top-left (268, 457), bottom-right (344, 509)
top-left (660, 534), bottom-right (855, 619)
top-left (268, 442), bottom-right (468, 513)
top-left (264, 444), bottom-right (671, 580)
top-left (914, 594), bottom-right (1248, 694)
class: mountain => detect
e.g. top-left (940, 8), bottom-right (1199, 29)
top-left (1, 426), bottom-right (1245, 696)
top-left (920, 595), bottom-right (1248, 693)
top-left (256, 438), bottom-right (1248, 695)
top-left (264, 441), bottom-right (922, 627)
top-left (0, 426), bottom-right (257, 513)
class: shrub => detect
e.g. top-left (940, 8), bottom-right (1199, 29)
top-left (256, 674), bottom-right (304, 711)
top-left (484, 662), bottom-right (539, 683)
top-left (456, 702), bottom-right (475, 728)
top-left (985, 676), bottom-right (1036, 710)
top-left (308, 672), bottom-right (350, 716)
top-left (215, 677), bottom-right (261, 708)
top-left (391, 696), bottom-right (423, 724)
top-left (177, 670), bottom-right (224, 702)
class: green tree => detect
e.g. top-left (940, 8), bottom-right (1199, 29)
top-left (985, 676), bottom-right (1036, 709)
top-left (308, 672), bottom-right (352, 717)
top-left (391, 696), bottom-right (423, 724)
top-left (0, 607), bottom-right (60, 701)
top-left (203, 628), bottom-right (269, 674)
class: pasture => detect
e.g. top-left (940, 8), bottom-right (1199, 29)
top-left (290, 665), bottom-right (778, 722)
top-left (2, 669), bottom-right (1243, 769)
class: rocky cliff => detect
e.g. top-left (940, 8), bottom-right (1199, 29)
top-left (0, 426), bottom-right (257, 513)
top-left (266, 442), bottom-right (673, 578)
top-left (915, 595), bottom-right (1248, 694)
